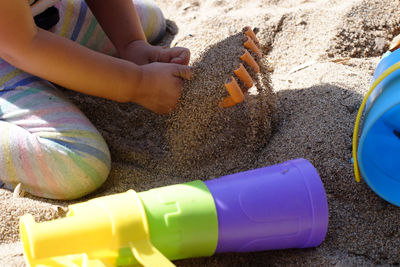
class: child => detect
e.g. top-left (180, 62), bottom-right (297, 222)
top-left (0, 0), bottom-right (192, 200)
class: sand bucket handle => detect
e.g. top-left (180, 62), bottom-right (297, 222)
top-left (352, 61), bottom-right (400, 182)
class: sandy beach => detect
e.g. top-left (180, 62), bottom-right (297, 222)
top-left (2, 0), bottom-right (400, 266)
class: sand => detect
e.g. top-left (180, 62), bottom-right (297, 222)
top-left (2, 0), bottom-right (400, 266)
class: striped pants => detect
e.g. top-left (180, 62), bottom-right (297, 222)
top-left (0, 0), bottom-right (165, 200)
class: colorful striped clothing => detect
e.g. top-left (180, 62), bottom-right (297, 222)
top-left (0, 0), bottom-right (166, 199)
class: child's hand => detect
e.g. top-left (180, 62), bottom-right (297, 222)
top-left (119, 40), bottom-right (190, 66)
top-left (134, 62), bottom-right (192, 114)
top-left (157, 46), bottom-right (190, 65)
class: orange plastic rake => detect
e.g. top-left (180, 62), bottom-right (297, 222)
top-left (220, 27), bottom-right (262, 108)
top-left (234, 63), bottom-right (253, 88)
top-left (244, 36), bottom-right (262, 58)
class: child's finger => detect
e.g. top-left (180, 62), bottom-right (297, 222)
top-left (170, 49), bottom-right (190, 65)
top-left (160, 47), bottom-right (190, 65)
top-left (172, 64), bottom-right (193, 80)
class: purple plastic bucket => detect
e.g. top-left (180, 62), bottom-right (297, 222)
top-left (204, 158), bottom-right (328, 253)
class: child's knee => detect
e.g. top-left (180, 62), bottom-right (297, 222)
top-left (24, 144), bottom-right (111, 200)
top-left (62, 160), bottom-right (111, 200)
top-left (55, 149), bottom-right (111, 200)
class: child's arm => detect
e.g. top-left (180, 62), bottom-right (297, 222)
top-left (84, 0), bottom-right (147, 51)
top-left (0, 0), bottom-right (191, 114)
top-left (85, 0), bottom-right (191, 66)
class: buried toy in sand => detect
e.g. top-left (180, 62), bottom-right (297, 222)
top-left (219, 27), bottom-right (263, 108)
top-left (160, 27), bottom-right (277, 177)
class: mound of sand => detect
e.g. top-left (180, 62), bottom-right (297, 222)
top-left (327, 0), bottom-right (400, 58)
top-left (160, 28), bottom-right (276, 178)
